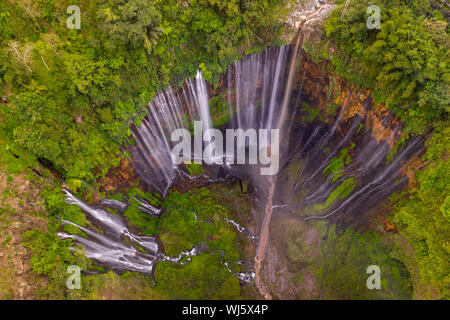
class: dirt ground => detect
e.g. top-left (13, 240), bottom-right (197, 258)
top-left (0, 170), bottom-right (48, 299)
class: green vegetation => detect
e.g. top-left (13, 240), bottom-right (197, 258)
top-left (316, 225), bottom-right (413, 299)
top-left (323, 148), bottom-right (351, 182)
top-left (22, 230), bottom-right (91, 299)
top-left (324, 0), bottom-right (449, 134)
top-left (123, 200), bottom-right (158, 236)
top-left (313, 177), bottom-right (355, 212)
top-left (325, 76), bottom-right (340, 115)
top-left (159, 188), bottom-right (239, 260)
top-left (209, 95), bottom-right (231, 127)
top-left (314, 0), bottom-right (449, 298)
top-left (155, 254), bottom-right (241, 300)
top-left (0, 0), bottom-right (447, 301)
top-left (285, 233), bottom-right (310, 265)
top-left (300, 102), bottom-right (321, 122)
top-left (20, 222), bottom-right (168, 299)
top-left (154, 187), bottom-right (245, 299)
top-left (123, 188), bottom-right (161, 236)
top-left (390, 125), bottom-right (450, 299)
top-left (0, 0), bottom-right (290, 183)
top-left (0, 0), bottom-right (289, 300)
top-left (21, 185), bottom-right (246, 299)
top-left (184, 163), bottom-right (204, 176)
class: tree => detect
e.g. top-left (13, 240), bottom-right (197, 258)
top-left (97, 0), bottom-right (162, 52)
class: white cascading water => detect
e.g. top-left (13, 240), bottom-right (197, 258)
top-left (58, 189), bottom-right (158, 275)
top-left (129, 71), bottom-right (218, 195)
top-left (57, 46), bottom-right (295, 286)
top-left (59, 44), bottom-right (424, 296)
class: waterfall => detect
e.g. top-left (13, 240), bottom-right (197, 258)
top-left (129, 46), bottom-right (295, 194)
top-left (128, 72), bottom-right (210, 195)
top-left (59, 189), bottom-right (159, 276)
top-left (59, 45), bottom-right (424, 296)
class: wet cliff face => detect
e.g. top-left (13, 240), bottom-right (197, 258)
top-left (254, 51), bottom-right (425, 300)
top-left (290, 52), bottom-right (426, 190)
top-left (200, 47), bottom-right (424, 299)
top-left (91, 46), bottom-right (424, 299)
top-left (296, 55), bottom-right (403, 147)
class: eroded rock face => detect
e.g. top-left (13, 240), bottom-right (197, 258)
top-left (99, 158), bottom-right (141, 194)
top-left (295, 54), bottom-right (406, 148)
top-left (283, 0), bottom-right (337, 43)
top-left (100, 13), bottom-right (424, 297)
top-left (209, 44), bottom-right (422, 299)
top-left (251, 43), bottom-right (429, 298)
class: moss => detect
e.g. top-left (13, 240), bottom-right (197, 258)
top-left (21, 229), bottom-right (99, 299)
top-left (357, 123), bottom-right (364, 134)
top-left (322, 149), bottom-right (351, 180)
top-left (313, 177), bottom-right (355, 212)
top-left (86, 271), bottom-right (167, 300)
top-left (126, 187), bottom-right (161, 207)
top-left (152, 186), bottom-right (247, 299)
top-left (309, 220), bottom-right (328, 239)
top-left (123, 198), bottom-right (160, 236)
top-left (286, 236), bottom-right (309, 265)
top-left (120, 188), bottom-right (162, 236)
top-left (184, 163), bottom-right (204, 176)
top-left (159, 188), bottom-right (238, 260)
top-left (300, 102), bottom-right (321, 122)
top-left (154, 254), bottom-right (241, 300)
top-left (316, 225), bottom-right (413, 299)
top-left (210, 96), bottom-right (231, 127)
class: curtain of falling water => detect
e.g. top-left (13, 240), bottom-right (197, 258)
top-left (58, 44), bottom-right (425, 292)
top-left (129, 46), bottom-right (295, 195)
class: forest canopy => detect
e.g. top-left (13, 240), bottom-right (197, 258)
top-left (0, 0), bottom-right (448, 301)
top-left (0, 0), bottom-right (289, 182)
